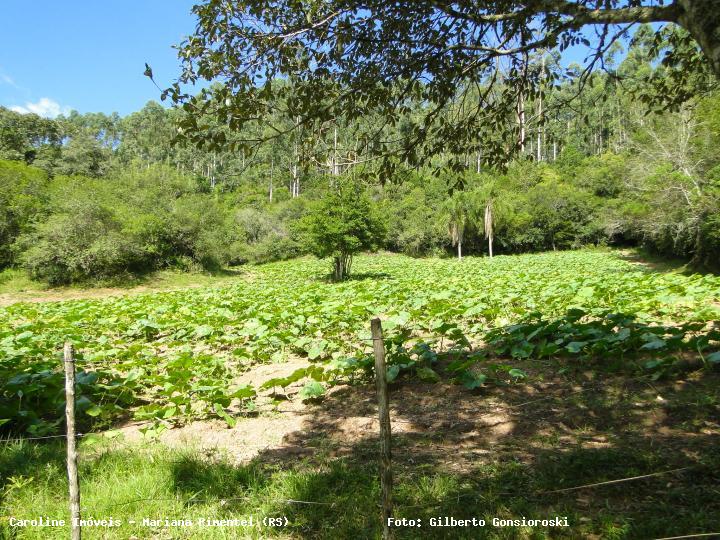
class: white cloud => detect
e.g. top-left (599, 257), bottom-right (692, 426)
top-left (10, 97), bottom-right (70, 118)
top-left (0, 73), bottom-right (18, 88)
top-left (0, 67), bottom-right (27, 92)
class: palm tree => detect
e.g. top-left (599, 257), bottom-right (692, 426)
top-left (443, 192), bottom-right (468, 260)
top-left (484, 199), bottom-right (494, 258)
top-left (469, 177), bottom-right (503, 258)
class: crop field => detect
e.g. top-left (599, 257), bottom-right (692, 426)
top-left (2, 250), bottom-right (720, 435)
top-left (1, 250), bottom-right (720, 539)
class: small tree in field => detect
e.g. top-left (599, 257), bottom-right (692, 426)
top-left (303, 180), bottom-right (385, 280)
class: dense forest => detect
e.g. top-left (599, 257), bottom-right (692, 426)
top-left (1, 25), bottom-right (718, 285)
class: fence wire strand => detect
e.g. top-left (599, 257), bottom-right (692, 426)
top-left (2, 303), bottom-right (717, 528)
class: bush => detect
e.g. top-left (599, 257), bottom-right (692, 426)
top-left (0, 160), bottom-right (49, 267)
top-left (233, 234), bottom-right (302, 264)
top-left (17, 166), bottom-right (238, 284)
top-left (227, 199), bottom-right (307, 265)
top-left (301, 178), bottom-right (385, 280)
top-left (20, 207), bottom-right (145, 284)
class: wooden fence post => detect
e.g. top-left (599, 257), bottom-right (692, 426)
top-left (371, 318), bottom-right (393, 539)
top-left (64, 342), bottom-right (82, 540)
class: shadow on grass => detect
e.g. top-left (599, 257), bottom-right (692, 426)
top-left (160, 364), bottom-right (720, 539)
top-left (172, 456), bottom-right (268, 499)
top-left (207, 267), bottom-right (246, 277)
top-left (617, 248), bottom-right (719, 276)
top-left (0, 441), bottom-right (67, 517)
top-left (0, 441), bottom-right (66, 487)
top-left (172, 457), bottom-right (380, 536)
top-left (312, 271), bottom-right (394, 284)
top-left (91, 312), bottom-right (720, 536)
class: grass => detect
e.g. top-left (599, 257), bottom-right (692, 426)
top-left (1, 370), bottom-right (718, 539)
top-left (0, 269), bottom-right (42, 296)
top-left (0, 266), bottom-right (246, 305)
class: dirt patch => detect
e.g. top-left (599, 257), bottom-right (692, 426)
top-left (0, 270), bottom-right (251, 307)
top-left (112, 356), bottom-right (318, 461)
top-left (0, 284), bottom-right (197, 307)
top-left (106, 361), bottom-right (718, 480)
top-left (235, 356), bottom-right (311, 390)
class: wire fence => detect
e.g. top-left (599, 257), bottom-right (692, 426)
top-left (1, 359), bottom-right (687, 445)
top-left (2, 317), bottom-right (718, 540)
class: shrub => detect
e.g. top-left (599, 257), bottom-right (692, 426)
top-left (301, 178), bottom-right (385, 280)
top-left (19, 200), bottom-right (145, 284)
top-left (17, 166), bottom-right (238, 283)
top-left (0, 160), bottom-right (49, 267)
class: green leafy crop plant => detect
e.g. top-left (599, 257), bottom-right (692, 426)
top-left (1, 250), bottom-right (719, 435)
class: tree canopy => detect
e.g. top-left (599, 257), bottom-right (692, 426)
top-left (162, 0), bottom-right (720, 169)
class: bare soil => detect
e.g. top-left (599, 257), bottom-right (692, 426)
top-left (111, 359), bottom-right (720, 477)
top-left (0, 285), bottom-right (174, 307)
top-left (0, 269), bottom-right (249, 307)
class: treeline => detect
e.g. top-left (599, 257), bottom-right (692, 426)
top-left (0, 26), bottom-right (719, 284)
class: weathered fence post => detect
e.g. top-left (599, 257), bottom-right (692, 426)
top-left (371, 318), bottom-right (393, 539)
top-left (64, 342), bottom-right (81, 540)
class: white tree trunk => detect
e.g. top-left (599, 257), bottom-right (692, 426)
top-left (518, 92), bottom-right (526, 154)
top-left (332, 124), bottom-right (339, 176)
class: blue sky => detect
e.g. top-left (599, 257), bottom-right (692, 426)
top-left (0, 0), bottom-right (199, 117)
top-left (0, 2), bottom-right (634, 119)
